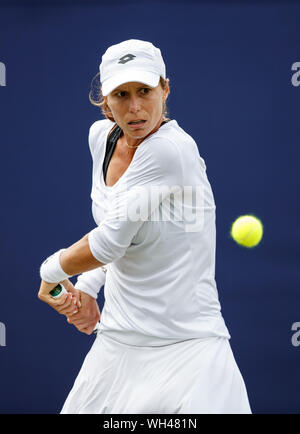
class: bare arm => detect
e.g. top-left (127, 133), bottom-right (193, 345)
top-left (38, 233), bottom-right (105, 304)
top-left (38, 234), bottom-right (104, 334)
top-left (60, 233), bottom-right (105, 276)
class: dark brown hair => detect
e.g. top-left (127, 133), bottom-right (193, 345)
top-left (89, 73), bottom-right (170, 122)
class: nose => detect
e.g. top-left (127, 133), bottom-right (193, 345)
top-left (128, 95), bottom-right (141, 113)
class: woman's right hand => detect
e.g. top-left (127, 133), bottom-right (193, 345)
top-left (38, 278), bottom-right (81, 318)
top-left (54, 279), bottom-right (81, 317)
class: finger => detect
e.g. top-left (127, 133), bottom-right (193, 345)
top-left (66, 307), bottom-right (79, 317)
top-left (38, 280), bottom-right (58, 299)
top-left (55, 293), bottom-right (73, 309)
top-left (67, 319), bottom-right (88, 333)
top-left (69, 319), bottom-right (98, 335)
top-left (41, 292), bottom-right (68, 308)
top-left (69, 288), bottom-right (81, 305)
top-left (68, 318), bottom-right (88, 328)
top-left (55, 292), bottom-right (71, 306)
top-left (64, 293), bottom-right (81, 309)
top-left (81, 326), bottom-right (95, 335)
top-left (68, 317), bottom-right (95, 331)
top-left (66, 313), bottom-right (84, 324)
top-left (71, 295), bottom-right (81, 308)
top-left (61, 281), bottom-right (82, 308)
top-left (77, 325), bottom-right (93, 335)
top-left (59, 296), bottom-right (78, 312)
top-left (60, 306), bottom-right (78, 316)
top-left (65, 301), bottom-right (81, 314)
top-left (76, 320), bottom-right (98, 333)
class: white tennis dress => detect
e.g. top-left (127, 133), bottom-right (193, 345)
top-left (61, 119), bottom-right (251, 414)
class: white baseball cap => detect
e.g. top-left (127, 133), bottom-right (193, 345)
top-left (99, 39), bottom-right (166, 97)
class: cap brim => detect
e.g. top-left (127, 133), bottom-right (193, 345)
top-left (101, 70), bottom-right (160, 96)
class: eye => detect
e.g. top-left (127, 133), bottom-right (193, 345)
top-left (115, 90), bottom-right (127, 97)
top-left (140, 87), bottom-right (151, 95)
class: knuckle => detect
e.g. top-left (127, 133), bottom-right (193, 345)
top-left (69, 311), bottom-right (77, 317)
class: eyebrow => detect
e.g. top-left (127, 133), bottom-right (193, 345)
top-left (114, 85), bottom-right (151, 92)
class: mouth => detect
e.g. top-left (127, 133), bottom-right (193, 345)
top-left (128, 120), bottom-right (147, 126)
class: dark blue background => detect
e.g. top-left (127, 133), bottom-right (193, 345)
top-left (0, 0), bottom-right (299, 414)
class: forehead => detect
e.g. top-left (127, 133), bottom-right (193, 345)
top-left (113, 82), bottom-right (154, 92)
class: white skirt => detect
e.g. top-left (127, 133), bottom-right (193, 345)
top-left (61, 332), bottom-right (251, 414)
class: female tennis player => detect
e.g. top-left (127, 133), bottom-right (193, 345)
top-left (38, 39), bottom-right (251, 414)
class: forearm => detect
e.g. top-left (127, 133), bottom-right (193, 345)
top-left (60, 234), bottom-right (105, 276)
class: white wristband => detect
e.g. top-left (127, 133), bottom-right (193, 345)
top-left (74, 284), bottom-right (98, 299)
top-left (40, 249), bottom-right (72, 283)
top-left (74, 266), bottom-right (107, 299)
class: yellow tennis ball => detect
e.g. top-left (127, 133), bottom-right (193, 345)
top-left (230, 215), bottom-right (263, 248)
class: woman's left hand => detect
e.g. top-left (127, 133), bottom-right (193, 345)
top-left (38, 279), bottom-right (81, 317)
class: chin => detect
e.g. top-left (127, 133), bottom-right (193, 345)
top-left (127, 128), bottom-right (150, 139)
top-left (131, 133), bottom-right (148, 139)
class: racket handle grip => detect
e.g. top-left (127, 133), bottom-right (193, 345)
top-left (50, 283), bottom-right (68, 298)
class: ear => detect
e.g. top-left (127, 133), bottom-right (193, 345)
top-left (164, 78), bottom-right (170, 101)
top-left (103, 96), bottom-right (112, 113)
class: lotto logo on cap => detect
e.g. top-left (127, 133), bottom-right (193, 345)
top-left (100, 39), bottom-right (166, 96)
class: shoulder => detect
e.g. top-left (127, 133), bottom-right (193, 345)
top-left (141, 120), bottom-right (190, 167)
top-left (144, 135), bottom-right (181, 168)
top-left (88, 119), bottom-right (115, 156)
top-left (89, 118), bottom-right (114, 133)
top-left (157, 119), bottom-right (206, 171)
top-left (134, 127), bottom-right (183, 186)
